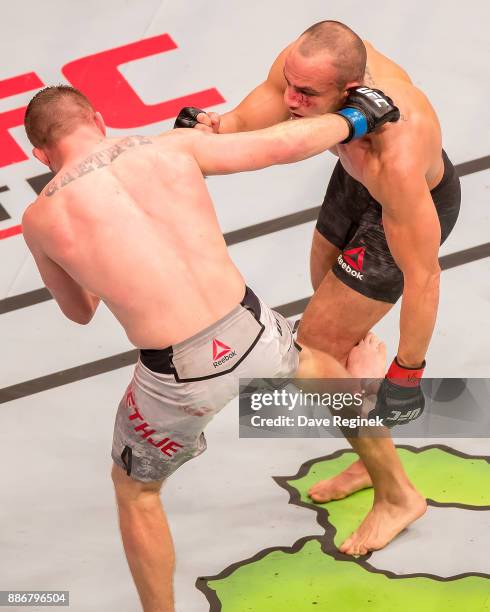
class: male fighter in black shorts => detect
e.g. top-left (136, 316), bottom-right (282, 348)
top-left (177, 20), bottom-right (461, 554)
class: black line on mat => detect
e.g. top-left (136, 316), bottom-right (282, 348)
top-left (0, 185), bottom-right (11, 221)
top-left (26, 172), bottom-right (54, 195)
top-left (439, 242), bottom-right (490, 270)
top-left (0, 351), bottom-right (137, 404)
top-left (2, 241), bottom-right (488, 318)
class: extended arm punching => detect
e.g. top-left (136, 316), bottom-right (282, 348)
top-left (172, 87), bottom-right (399, 176)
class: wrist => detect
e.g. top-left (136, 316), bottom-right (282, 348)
top-left (330, 113), bottom-right (352, 143)
top-left (335, 107), bottom-right (368, 143)
top-left (395, 355), bottom-right (426, 369)
top-left (387, 357), bottom-right (425, 388)
top-left (220, 112), bottom-right (242, 134)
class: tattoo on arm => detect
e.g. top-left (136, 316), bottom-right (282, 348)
top-left (363, 66), bottom-right (407, 121)
top-left (44, 135), bottom-right (152, 197)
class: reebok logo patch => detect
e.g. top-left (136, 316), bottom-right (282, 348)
top-left (337, 246), bottom-right (365, 280)
top-left (212, 339), bottom-right (237, 368)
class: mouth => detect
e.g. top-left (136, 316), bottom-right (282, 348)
top-left (290, 112), bottom-right (303, 120)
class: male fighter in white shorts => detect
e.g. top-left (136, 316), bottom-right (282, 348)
top-left (22, 85), bottom-right (396, 611)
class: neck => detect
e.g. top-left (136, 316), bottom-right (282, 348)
top-left (362, 64), bottom-right (376, 88)
top-left (49, 128), bottom-right (105, 173)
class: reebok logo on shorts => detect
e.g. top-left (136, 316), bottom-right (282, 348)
top-left (337, 246), bottom-right (365, 280)
top-left (212, 338), bottom-right (237, 368)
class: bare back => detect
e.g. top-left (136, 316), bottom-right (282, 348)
top-left (29, 135), bottom-right (245, 347)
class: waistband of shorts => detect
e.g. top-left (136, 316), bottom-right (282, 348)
top-left (430, 149), bottom-right (457, 196)
top-left (139, 286), bottom-right (261, 375)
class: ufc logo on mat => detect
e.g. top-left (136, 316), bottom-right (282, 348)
top-left (0, 33), bottom-right (225, 169)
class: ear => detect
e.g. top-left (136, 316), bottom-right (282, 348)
top-left (342, 80), bottom-right (362, 98)
top-left (94, 112), bottom-right (106, 136)
top-left (33, 147), bottom-right (51, 168)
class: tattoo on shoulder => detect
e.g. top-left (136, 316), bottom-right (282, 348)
top-left (44, 135), bottom-right (152, 197)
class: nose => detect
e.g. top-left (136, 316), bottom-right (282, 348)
top-left (284, 86), bottom-right (299, 110)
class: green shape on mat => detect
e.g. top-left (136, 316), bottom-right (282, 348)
top-left (290, 447), bottom-right (490, 547)
top-left (206, 448), bottom-right (490, 611)
top-left (208, 539), bottom-right (489, 612)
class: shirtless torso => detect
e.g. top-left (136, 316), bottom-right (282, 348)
top-left (205, 36), bottom-right (460, 369)
top-left (22, 108), bottom-right (352, 348)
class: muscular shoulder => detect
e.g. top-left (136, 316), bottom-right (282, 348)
top-left (154, 130), bottom-right (207, 172)
top-left (266, 44), bottom-right (292, 92)
top-left (22, 199), bottom-right (49, 249)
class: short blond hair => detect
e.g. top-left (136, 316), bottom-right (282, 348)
top-left (299, 21), bottom-right (367, 87)
top-left (25, 85), bottom-right (95, 148)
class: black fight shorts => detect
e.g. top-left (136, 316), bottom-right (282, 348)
top-left (316, 150), bottom-right (461, 303)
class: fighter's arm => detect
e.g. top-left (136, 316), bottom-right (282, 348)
top-left (216, 48), bottom-right (291, 133)
top-left (370, 160), bottom-right (441, 367)
top-left (170, 113), bottom-right (349, 175)
top-left (22, 207), bottom-right (101, 325)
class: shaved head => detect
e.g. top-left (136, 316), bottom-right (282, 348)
top-left (25, 85), bottom-right (96, 149)
top-left (298, 20), bottom-right (366, 87)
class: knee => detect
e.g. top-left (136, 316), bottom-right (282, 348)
top-left (297, 322), bottom-right (350, 366)
top-left (111, 462), bottom-right (164, 508)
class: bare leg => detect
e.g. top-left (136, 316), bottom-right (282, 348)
top-left (112, 463), bottom-right (174, 612)
top-left (307, 333), bottom-right (385, 503)
top-left (303, 333), bottom-right (427, 554)
top-left (309, 229), bottom-right (341, 291)
top-left (339, 436), bottom-right (427, 555)
top-left (340, 335), bottom-right (426, 554)
top-left (299, 270), bottom-right (392, 504)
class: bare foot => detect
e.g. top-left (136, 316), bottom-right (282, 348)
top-left (308, 459), bottom-right (372, 503)
top-left (347, 332), bottom-right (386, 379)
top-left (339, 489), bottom-right (427, 555)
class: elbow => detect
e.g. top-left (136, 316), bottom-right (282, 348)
top-left (69, 310), bottom-right (94, 325)
top-left (61, 305), bottom-right (96, 325)
top-left (404, 266), bottom-right (440, 293)
top-left (74, 314), bottom-right (94, 325)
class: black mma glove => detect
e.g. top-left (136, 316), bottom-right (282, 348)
top-left (335, 86), bottom-right (400, 143)
top-left (173, 107), bottom-right (206, 129)
top-left (369, 357), bottom-right (425, 428)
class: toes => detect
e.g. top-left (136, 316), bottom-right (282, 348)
top-left (365, 332), bottom-right (375, 343)
top-left (307, 487), bottom-right (325, 503)
top-left (339, 537), bottom-right (353, 554)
